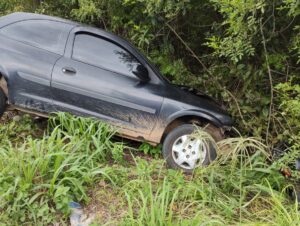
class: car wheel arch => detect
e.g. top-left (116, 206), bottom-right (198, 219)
top-left (160, 112), bottom-right (222, 143)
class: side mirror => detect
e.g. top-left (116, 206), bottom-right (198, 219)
top-left (133, 64), bottom-right (150, 82)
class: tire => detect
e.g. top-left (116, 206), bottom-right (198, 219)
top-left (0, 88), bottom-right (6, 117)
top-left (162, 124), bottom-right (221, 173)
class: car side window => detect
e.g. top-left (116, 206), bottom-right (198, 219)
top-left (0, 20), bottom-right (73, 55)
top-left (72, 33), bottom-right (142, 78)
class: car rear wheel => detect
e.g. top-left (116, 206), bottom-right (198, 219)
top-left (0, 88), bottom-right (6, 117)
top-left (162, 124), bottom-right (222, 173)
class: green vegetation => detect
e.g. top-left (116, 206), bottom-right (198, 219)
top-left (0, 0), bottom-right (300, 225)
top-left (1, 0), bottom-right (298, 147)
top-left (0, 113), bottom-right (120, 224)
top-left (0, 113), bottom-right (298, 225)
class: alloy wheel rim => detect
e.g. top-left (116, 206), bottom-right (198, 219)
top-left (171, 134), bottom-right (208, 170)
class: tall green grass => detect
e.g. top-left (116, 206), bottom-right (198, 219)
top-left (0, 113), bottom-right (298, 225)
top-left (114, 130), bottom-right (298, 226)
top-left (0, 113), bottom-right (122, 225)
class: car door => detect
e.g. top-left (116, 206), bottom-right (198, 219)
top-left (51, 30), bottom-right (163, 137)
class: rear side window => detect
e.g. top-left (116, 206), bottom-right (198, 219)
top-left (72, 33), bottom-right (142, 77)
top-left (0, 20), bottom-right (74, 54)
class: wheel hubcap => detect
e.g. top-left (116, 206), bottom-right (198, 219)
top-left (172, 134), bottom-right (208, 170)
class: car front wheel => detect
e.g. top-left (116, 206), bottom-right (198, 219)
top-left (162, 124), bottom-right (222, 172)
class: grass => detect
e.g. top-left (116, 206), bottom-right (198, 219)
top-left (0, 112), bottom-right (299, 225)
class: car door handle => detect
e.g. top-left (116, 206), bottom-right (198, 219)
top-left (62, 67), bottom-right (76, 74)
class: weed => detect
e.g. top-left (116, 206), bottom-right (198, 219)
top-left (0, 113), bottom-right (121, 225)
top-left (138, 142), bottom-right (161, 159)
top-left (0, 113), bottom-right (298, 225)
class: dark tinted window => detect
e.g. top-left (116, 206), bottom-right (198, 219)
top-left (72, 34), bottom-right (141, 77)
top-left (0, 20), bottom-right (73, 54)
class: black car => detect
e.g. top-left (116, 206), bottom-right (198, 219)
top-left (0, 13), bottom-right (233, 172)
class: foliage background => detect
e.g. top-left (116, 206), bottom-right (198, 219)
top-left (0, 1), bottom-right (300, 224)
top-left (0, 0), bottom-right (299, 156)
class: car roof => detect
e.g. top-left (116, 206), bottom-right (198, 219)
top-left (0, 12), bottom-right (79, 28)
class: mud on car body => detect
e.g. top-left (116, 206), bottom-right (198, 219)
top-left (0, 12), bottom-right (233, 172)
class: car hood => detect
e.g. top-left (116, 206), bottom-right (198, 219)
top-left (172, 85), bottom-right (225, 111)
top-left (176, 85), bottom-right (222, 107)
top-left (164, 84), bottom-right (233, 126)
